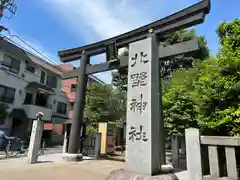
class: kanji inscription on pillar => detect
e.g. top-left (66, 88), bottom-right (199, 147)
top-left (126, 36), bottom-right (161, 176)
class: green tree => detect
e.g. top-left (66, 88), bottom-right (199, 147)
top-left (164, 19), bottom-right (240, 136)
top-left (84, 83), bottom-right (126, 125)
top-left (160, 29), bottom-right (209, 78)
top-left (163, 57), bottom-right (218, 136)
top-left (194, 19), bottom-right (240, 136)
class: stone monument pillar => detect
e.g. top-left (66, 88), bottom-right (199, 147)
top-left (27, 112), bottom-right (44, 164)
top-left (126, 34), bottom-right (161, 176)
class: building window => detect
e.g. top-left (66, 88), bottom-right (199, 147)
top-left (46, 75), bottom-right (57, 88)
top-left (57, 102), bottom-right (67, 115)
top-left (24, 93), bottom-right (33, 104)
top-left (70, 84), bottom-right (77, 92)
top-left (0, 85), bottom-right (15, 103)
top-left (40, 71), bottom-right (46, 84)
top-left (35, 92), bottom-right (48, 107)
top-left (26, 64), bottom-right (35, 73)
top-left (1, 54), bottom-right (21, 74)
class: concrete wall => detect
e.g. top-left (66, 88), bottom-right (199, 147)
top-left (0, 47), bottom-right (69, 122)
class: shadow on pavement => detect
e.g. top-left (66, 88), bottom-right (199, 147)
top-left (36, 160), bottom-right (54, 164)
top-left (99, 154), bottom-right (125, 162)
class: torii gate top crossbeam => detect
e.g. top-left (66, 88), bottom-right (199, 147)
top-left (58, 0), bottom-right (210, 63)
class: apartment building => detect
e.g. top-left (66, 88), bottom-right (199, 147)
top-left (58, 63), bottom-right (104, 121)
top-left (0, 38), bottom-right (69, 143)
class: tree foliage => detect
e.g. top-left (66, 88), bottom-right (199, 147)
top-left (163, 61), bottom-right (202, 136)
top-left (160, 29), bottom-right (209, 78)
top-left (85, 83), bottom-right (126, 125)
top-left (164, 19), bottom-right (240, 136)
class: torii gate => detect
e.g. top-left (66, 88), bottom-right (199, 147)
top-left (58, 0), bottom-right (210, 177)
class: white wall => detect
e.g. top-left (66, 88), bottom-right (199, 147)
top-left (0, 51), bottom-right (27, 109)
top-left (0, 49), bottom-right (69, 120)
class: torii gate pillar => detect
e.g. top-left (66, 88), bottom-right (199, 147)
top-left (63, 52), bottom-right (89, 161)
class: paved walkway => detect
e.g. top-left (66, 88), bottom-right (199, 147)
top-left (0, 153), bottom-right (187, 180)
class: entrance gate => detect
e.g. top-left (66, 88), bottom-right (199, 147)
top-left (58, 0), bottom-right (211, 176)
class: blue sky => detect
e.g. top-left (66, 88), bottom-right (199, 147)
top-left (1, 0), bottom-right (239, 83)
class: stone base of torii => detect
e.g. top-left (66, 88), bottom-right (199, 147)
top-left (106, 168), bottom-right (177, 180)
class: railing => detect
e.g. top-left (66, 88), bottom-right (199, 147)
top-left (22, 104), bottom-right (52, 120)
top-left (1, 63), bottom-right (20, 75)
top-left (23, 102), bottom-right (52, 109)
top-left (185, 128), bottom-right (240, 180)
top-left (0, 96), bottom-right (14, 104)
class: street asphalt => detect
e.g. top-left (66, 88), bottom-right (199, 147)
top-left (0, 152), bottom-right (187, 180)
top-left (0, 146), bottom-right (187, 180)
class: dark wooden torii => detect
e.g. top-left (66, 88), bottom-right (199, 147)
top-left (58, 0), bottom-right (210, 155)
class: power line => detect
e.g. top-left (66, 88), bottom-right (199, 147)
top-left (1, 29), bottom-right (106, 83)
top-left (2, 35), bottom-right (77, 75)
top-left (4, 34), bottom-right (60, 65)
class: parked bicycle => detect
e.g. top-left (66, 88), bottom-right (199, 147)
top-left (4, 137), bottom-right (45, 158)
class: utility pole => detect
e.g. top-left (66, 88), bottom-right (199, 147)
top-left (0, 0), bottom-right (17, 20)
top-left (0, 0), bottom-right (16, 33)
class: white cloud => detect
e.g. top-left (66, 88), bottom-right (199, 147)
top-left (44, 0), bottom-right (199, 41)
top-left (42, 0), bottom-right (199, 83)
top-left (44, 0), bottom-right (149, 41)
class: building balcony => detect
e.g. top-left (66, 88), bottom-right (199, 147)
top-left (22, 104), bottom-right (52, 121)
top-left (51, 112), bottom-right (68, 124)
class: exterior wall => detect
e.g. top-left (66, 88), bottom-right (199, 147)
top-left (62, 78), bottom-right (77, 102)
top-left (0, 49), bottom-right (69, 117)
top-left (0, 51), bottom-right (26, 111)
top-left (58, 63), bottom-right (104, 121)
top-left (0, 39), bottom-right (69, 141)
top-left (23, 105), bottom-right (52, 120)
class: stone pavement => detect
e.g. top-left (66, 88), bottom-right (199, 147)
top-left (0, 153), bottom-right (187, 180)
